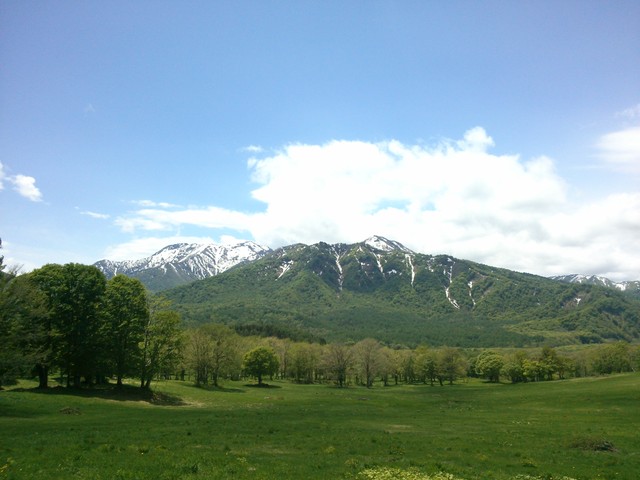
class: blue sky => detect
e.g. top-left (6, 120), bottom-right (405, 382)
top-left (1, 1), bottom-right (639, 281)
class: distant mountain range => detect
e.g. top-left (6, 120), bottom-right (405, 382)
top-left (93, 236), bottom-right (640, 347)
top-left (550, 274), bottom-right (640, 299)
top-left (145, 236), bottom-right (640, 347)
top-left (94, 241), bottom-right (270, 291)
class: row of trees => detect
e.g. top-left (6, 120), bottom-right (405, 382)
top-left (2, 255), bottom-right (638, 390)
top-left (0, 259), bottom-right (182, 389)
top-left (183, 323), bottom-right (639, 388)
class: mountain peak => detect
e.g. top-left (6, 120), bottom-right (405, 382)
top-left (94, 241), bottom-right (270, 291)
top-left (364, 235), bottom-right (413, 253)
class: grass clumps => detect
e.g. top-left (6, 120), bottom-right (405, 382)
top-left (356, 469), bottom-right (580, 480)
top-left (357, 467), bottom-right (460, 480)
top-left (568, 437), bottom-right (617, 452)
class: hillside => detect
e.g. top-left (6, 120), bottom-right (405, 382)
top-left (162, 236), bottom-right (640, 347)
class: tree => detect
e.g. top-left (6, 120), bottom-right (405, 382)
top-left (290, 342), bottom-right (320, 384)
top-left (474, 350), bottom-right (505, 383)
top-left (30, 263), bottom-right (107, 387)
top-left (354, 338), bottom-right (382, 387)
top-left (323, 343), bottom-right (354, 387)
top-left (243, 346), bottom-right (279, 386)
top-left (189, 323), bottom-right (241, 387)
top-left (415, 347), bottom-right (439, 386)
top-left (591, 342), bottom-right (633, 375)
top-left (437, 347), bottom-right (467, 385)
top-left (0, 269), bottom-right (49, 387)
top-left (140, 298), bottom-right (183, 389)
top-left (102, 275), bottom-right (149, 387)
top-left (501, 351), bottom-right (527, 383)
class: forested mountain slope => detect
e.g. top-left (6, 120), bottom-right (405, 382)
top-left (161, 236), bottom-right (640, 347)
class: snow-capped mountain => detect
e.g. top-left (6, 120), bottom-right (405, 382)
top-left (94, 241), bottom-right (270, 291)
top-left (161, 236), bottom-right (640, 346)
top-left (550, 274), bottom-right (640, 298)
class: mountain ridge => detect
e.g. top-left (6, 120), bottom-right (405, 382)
top-left (94, 241), bottom-right (270, 291)
top-left (550, 274), bottom-right (640, 298)
top-left (161, 236), bottom-right (640, 347)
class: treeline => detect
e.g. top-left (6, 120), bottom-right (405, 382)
top-left (182, 325), bottom-right (640, 388)
top-left (0, 261), bottom-right (182, 389)
top-left (1, 258), bottom-right (639, 391)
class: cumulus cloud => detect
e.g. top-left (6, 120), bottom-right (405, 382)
top-left (114, 128), bottom-right (640, 280)
top-left (11, 174), bottom-right (43, 202)
top-left (596, 126), bottom-right (640, 173)
top-left (0, 162), bottom-right (44, 202)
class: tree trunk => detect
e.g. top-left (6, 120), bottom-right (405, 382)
top-left (36, 364), bottom-right (48, 389)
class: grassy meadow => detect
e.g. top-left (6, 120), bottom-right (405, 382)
top-left (1, 374), bottom-right (639, 480)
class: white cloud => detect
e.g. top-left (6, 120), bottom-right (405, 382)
top-left (0, 162), bottom-right (44, 202)
top-left (115, 206), bottom-right (253, 233)
top-left (132, 199), bottom-right (180, 208)
top-left (114, 127), bottom-right (640, 280)
top-left (81, 211), bottom-right (110, 219)
top-left (10, 174), bottom-right (43, 202)
top-left (596, 126), bottom-right (640, 173)
top-left (615, 103), bottom-right (640, 120)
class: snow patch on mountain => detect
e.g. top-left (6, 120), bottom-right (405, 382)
top-left (364, 235), bottom-right (413, 253)
top-left (94, 241), bottom-right (270, 284)
top-left (549, 274), bottom-right (636, 291)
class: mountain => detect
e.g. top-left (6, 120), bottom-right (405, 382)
top-left (550, 274), bottom-right (640, 299)
top-left (94, 241), bottom-right (270, 292)
top-left (162, 236), bottom-right (640, 348)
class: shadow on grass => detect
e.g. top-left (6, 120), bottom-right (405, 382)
top-left (186, 384), bottom-right (246, 394)
top-left (9, 384), bottom-right (187, 406)
top-left (244, 383), bottom-right (282, 389)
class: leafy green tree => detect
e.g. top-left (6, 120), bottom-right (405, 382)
top-left (591, 342), bottom-right (633, 374)
top-left (243, 346), bottom-right (279, 386)
top-left (102, 275), bottom-right (149, 387)
top-left (475, 350), bottom-right (505, 383)
top-left (186, 326), bottom-right (212, 386)
top-left (0, 266), bottom-right (48, 387)
top-left (199, 323), bottom-right (241, 387)
top-left (140, 298), bottom-right (183, 389)
top-left (437, 347), bottom-right (467, 385)
top-left (30, 263), bottom-right (107, 387)
top-left (323, 343), bottom-right (354, 387)
top-left (290, 342), bottom-right (320, 384)
top-left (539, 346), bottom-right (559, 380)
top-left (354, 338), bottom-right (382, 387)
top-left (415, 346), bottom-right (439, 386)
top-left (501, 351), bottom-right (527, 383)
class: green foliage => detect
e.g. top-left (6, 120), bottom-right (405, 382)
top-left (242, 346), bottom-right (279, 385)
top-left (29, 263), bottom-right (107, 387)
top-left (140, 299), bottom-right (183, 389)
top-left (102, 275), bottom-right (149, 386)
top-left (474, 350), bottom-right (505, 382)
top-left (0, 273), bottom-right (48, 387)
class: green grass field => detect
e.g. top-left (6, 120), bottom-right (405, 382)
top-left (1, 374), bottom-right (639, 480)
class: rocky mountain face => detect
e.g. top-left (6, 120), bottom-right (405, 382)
top-left (94, 241), bottom-right (270, 292)
top-left (162, 236), bottom-right (640, 347)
